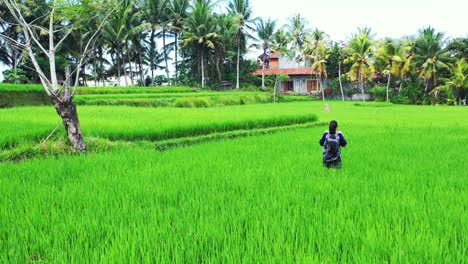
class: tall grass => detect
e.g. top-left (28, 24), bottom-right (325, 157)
top-left (0, 103), bottom-right (318, 148)
top-left (0, 102), bottom-right (466, 262)
top-left (0, 83), bottom-right (195, 94)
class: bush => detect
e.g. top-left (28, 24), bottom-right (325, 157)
top-left (215, 96), bottom-right (241, 106)
top-left (174, 97), bottom-right (194, 108)
top-left (174, 97), bottom-right (212, 108)
top-left (390, 95), bottom-right (412, 104)
top-left (369, 86), bottom-right (387, 101)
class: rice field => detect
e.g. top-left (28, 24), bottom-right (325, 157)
top-left (0, 101), bottom-right (467, 262)
top-left (0, 103), bottom-right (318, 148)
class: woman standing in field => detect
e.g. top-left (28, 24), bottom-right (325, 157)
top-left (319, 120), bottom-right (347, 168)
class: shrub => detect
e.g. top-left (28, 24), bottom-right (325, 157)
top-left (174, 98), bottom-right (194, 108)
top-left (192, 97), bottom-right (211, 108)
top-left (215, 96), bottom-right (240, 106)
top-left (369, 86), bottom-right (387, 101)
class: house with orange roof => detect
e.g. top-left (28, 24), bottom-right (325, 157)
top-left (252, 52), bottom-right (319, 94)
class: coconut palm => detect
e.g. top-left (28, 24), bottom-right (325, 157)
top-left (375, 38), bottom-right (404, 101)
top-left (103, 0), bottom-right (136, 86)
top-left (432, 58), bottom-right (468, 104)
top-left (308, 40), bottom-right (328, 101)
top-left (143, 0), bottom-right (169, 85)
top-left (286, 13), bottom-right (310, 67)
top-left (255, 18), bottom-right (277, 88)
top-left (168, 0), bottom-right (189, 84)
top-left (272, 29), bottom-right (291, 56)
top-left (212, 13), bottom-right (239, 82)
top-left (413, 26), bottom-right (452, 93)
top-left (228, 0), bottom-right (255, 90)
top-left (344, 27), bottom-right (374, 101)
top-left (180, 0), bottom-right (219, 88)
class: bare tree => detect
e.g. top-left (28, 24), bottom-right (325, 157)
top-left (0, 0), bottom-right (121, 151)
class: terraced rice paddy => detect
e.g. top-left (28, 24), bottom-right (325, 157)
top-left (0, 101), bottom-right (467, 262)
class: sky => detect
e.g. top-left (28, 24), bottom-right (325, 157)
top-left (249, 0), bottom-right (467, 41)
top-left (1, 0), bottom-right (467, 81)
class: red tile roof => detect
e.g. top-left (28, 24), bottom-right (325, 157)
top-left (270, 52), bottom-right (281, 59)
top-left (252, 68), bottom-right (315, 76)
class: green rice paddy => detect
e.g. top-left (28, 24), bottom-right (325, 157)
top-left (0, 101), bottom-right (467, 262)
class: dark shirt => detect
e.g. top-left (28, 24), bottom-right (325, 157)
top-left (319, 131), bottom-right (347, 147)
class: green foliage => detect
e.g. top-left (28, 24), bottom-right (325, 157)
top-left (2, 69), bottom-right (28, 84)
top-left (369, 86), bottom-right (387, 101)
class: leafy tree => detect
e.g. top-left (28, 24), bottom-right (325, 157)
top-left (1, 0), bottom-right (121, 151)
top-left (2, 68), bottom-right (28, 84)
top-left (446, 37), bottom-right (468, 61)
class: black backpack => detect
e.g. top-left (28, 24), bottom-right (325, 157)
top-left (323, 133), bottom-right (340, 163)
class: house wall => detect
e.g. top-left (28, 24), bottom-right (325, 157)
top-left (270, 59), bottom-right (279, 69)
top-left (276, 75), bottom-right (318, 94)
top-left (279, 56), bottom-right (310, 69)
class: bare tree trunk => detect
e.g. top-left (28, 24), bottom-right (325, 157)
top-left (51, 67), bottom-right (86, 151)
top-left (117, 43), bottom-right (122, 86)
top-left (150, 30), bottom-right (156, 86)
top-left (174, 31), bottom-right (179, 84)
top-left (51, 97), bottom-right (86, 151)
top-left (386, 72), bottom-right (391, 101)
top-left (138, 54), bottom-right (144, 86)
top-left (125, 40), bottom-right (134, 86)
top-left (338, 61), bottom-right (344, 101)
top-left (359, 68), bottom-right (365, 102)
top-left (236, 38), bottom-right (240, 90)
top-left (201, 51), bottom-right (205, 88)
top-left (261, 61), bottom-right (265, 89)
top-left (320, 76), bottom-right (325, 101)
top-left (424, 79), bottom-right (429, 94)
top-left (163, 28), bottom-right (170, 85)
top-left (216, 55), bottom-right (222, 83)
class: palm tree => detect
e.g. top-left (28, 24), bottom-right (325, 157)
top-left (103, 0), bottom-right (135, 86)
top-left (344, 27), bottom-right (374, 102)
top-left (168, 0), bottom-right (189, 84)
top-left (255, 18), bottom-right (277, 88)
top-left (272, 29), bottom-right (291, 56)
top-left (413, 26), bottom-right (452, 93)
top-left (286, 13), bottom-right (310, 67)
top-left (307, 40), bottom-right (328, 101)
top-left (228, 0), bottom-right (254, 90)
top-left (180, 0), bottom-right (218, 88)
top-left (375, 38), bottom-right (404, 101)
top-left (213, 13), bottom-right (239, 82)
top-left (143, 0), bottom-right (169, 85)
top-left (432, 58), bottom-right (468, 104)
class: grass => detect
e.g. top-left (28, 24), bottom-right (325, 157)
top-left (0, 83), bottom-right (195, 94)
top-left (0, 103), bottom-right (318, 149)
top-left (0, 101), bottom-right (467, 262)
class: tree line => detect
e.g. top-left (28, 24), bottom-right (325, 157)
top-left (1, 0), bottom-right (467, 104)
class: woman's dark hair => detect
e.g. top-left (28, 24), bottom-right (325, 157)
top-left (329, 120), bottom-right (338, 134)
